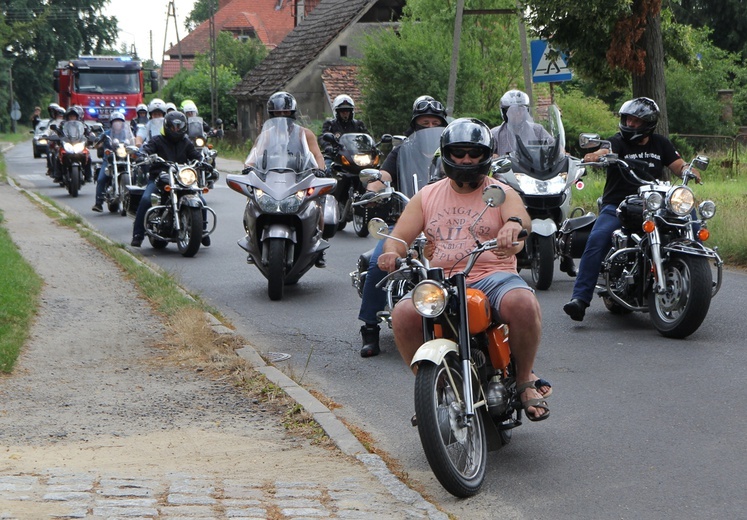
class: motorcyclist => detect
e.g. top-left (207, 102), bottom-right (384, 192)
top-left (45, 103), bottom-right (66, 180)
top-left (130, 111), bottom-right (205, 248)
top-left (180, 99), bottom-right (213, 135)
top-left (135, 98), bottom-right (167, 147)
top-left (563, 97), bottom-right (700, 322)
top-left (130, 103), bottom-right (149, 134)
top-left (379, 117), bottom-right (549, 421)
top-left (55, 106), bottom-right (93, 183)
top-left (165, 102), bottom-right (177, 114)
top-left (356, 95), bottom-right (448, 358)
top-left (491, 89), bottom-right (553, 156)
top-left (92, 110), bottom-right (134, 213)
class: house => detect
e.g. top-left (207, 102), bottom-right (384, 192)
top-left (161, 0), bottom-right (321, 80)
top-left (231, 0), bottom-right (405, 141)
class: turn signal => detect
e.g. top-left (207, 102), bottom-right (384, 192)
top-left (642, 219), bottom-right (656, 233)
top-left (698, 228), bottom-right (710, 241)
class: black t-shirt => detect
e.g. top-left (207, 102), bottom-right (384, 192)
top-left (601, 133), bottom-right (681, 207)
top-left (142, 135), bottom-right (202, 179)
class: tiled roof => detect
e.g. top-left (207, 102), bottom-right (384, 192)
top-left (165, 0), bottom-right (297, 58)
top-left (322, 65), bottom-right (363, 111)
top-left (161, 59), bottom-right (195, 80)
top-left (231, 0), bottom-right (376, 100)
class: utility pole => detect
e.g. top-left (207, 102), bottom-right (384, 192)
top-left (9, 66), bottom-right (16, 133)
top-left (209, 0), bottom-right (218, 126)
top-left (162, 0), bottom-right (183, 74)
top-left (445, 0), bottom-right (465, 116)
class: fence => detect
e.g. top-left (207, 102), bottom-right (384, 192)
top-left (674, 132), bottom-right (747, 176)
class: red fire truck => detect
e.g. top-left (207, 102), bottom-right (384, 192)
top-left (53, 55), bottom-right (159, 124)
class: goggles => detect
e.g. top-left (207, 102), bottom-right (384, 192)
top-left (449, 148), bottom-right (485, 159)
top-left (414, 99), bottom-right (445, 114)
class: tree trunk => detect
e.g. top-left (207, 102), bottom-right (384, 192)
top-left (632, 10), bottom-right (668, 136)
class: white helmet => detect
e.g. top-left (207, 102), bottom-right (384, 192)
top-left (148, 98), bottom-right (167, 116)
top-left (181, 99), bottom-right (198, 116)
top-left (332, 94), bottom-right (355, 120)
top-left (136, 103), bottom-right (148, 113)
top-left (110, 110), bottom-right (126, 122)
top-left (499, 90), bottom-right (530, 122)
top-left (165, 102), bottom-right (177, 113)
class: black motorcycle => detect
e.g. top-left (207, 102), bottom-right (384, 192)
top-left (47, 121), bottom-right (92, 197)
top-left (321, 132), bottom-right (391, 235)
top-left (130, 154), bottom-right (217, 257)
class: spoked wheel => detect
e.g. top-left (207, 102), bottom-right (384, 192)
top-left (68, 165), bottom-right (80, 197)
top-left (176, 206), bottom-right (203, 257)
top-left (649, 254), bottom-right (712, 338)
top-left (118, 175), bottom-right (130, 216)
top-left (414, 355), bottom-right (487, 498)
top-left (267, 238), bottom-right (287, 301)
top-left (529, 235), bottom-right (554, 290)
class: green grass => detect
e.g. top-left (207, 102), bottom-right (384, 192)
top-left (0, 209), bottom-right (43, 372)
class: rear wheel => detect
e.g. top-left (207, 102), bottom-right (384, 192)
top-left (267, 238), bottom-right (286, 301)
top-left (176, 206), bottom-right (203, 257)
top-left (68, 165), bottom-right (80, 197)
top-left (414, 356), bottom-right (487, 498)
top-left (529, 235), bottom-right (554, 290)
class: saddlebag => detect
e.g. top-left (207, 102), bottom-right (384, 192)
top-left (558, 212), bottom-right (595, 258)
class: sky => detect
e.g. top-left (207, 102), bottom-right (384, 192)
top-left (103, 0), bottom-right (198, 64)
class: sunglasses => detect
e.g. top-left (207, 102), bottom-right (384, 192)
top-left (414, 99), bottom-right (445, 113)
top-left (449, 148), bottom-right (485, 159)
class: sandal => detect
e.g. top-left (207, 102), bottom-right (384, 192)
top-left (534, 377), bottom-right (553, 398)
top-left (517, 381), bottom-right (550, 422)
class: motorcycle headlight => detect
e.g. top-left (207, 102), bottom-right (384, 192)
top-left (353, 154), bottom-right (373, 167)
top-left (514, 173), bottom-right (567, 195)
top-left (412, 281), bottom-right (449, 318)
top-left (666, 186), bottom-right (695, 216)
top-left (38, 138), bottom-right (48, 145)
top-left (644, 191), bottom-right (664, 211)
top-left (255, 189), bottom-right (306, 214)
top-left (73, 142), bottom-right (86, 154)
top-left (699, 200), bottom-right (716, 220)
top-left (195, 137), bottom-right (205, 147)
top-left (116, 146), bottom-right (128, 159)
top-left (177, 167), bottom-right (198, 187)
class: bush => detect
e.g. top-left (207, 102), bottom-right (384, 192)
top-left (555, 88), bottom-right (618, 157)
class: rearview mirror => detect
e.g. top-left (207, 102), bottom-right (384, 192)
top-left (693, 155), bottom-right (709, 171)
top-left (367, 217), bottom-right (388, 238)
top-left (482, 184), bottom-right (505, 207)
top-left (578, 133), bottom-right (601, 149)
top-left (360, 168), bottom-right (382, 185)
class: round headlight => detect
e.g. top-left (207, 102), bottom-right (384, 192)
top-left (195, 137), bottom-right (205, 147)
top-left (699, 200), bottom-right (716, 220)
top-left (644, 191), bottom-right (664, 211)
top-left (116, 146), bottom-right (128, 158)
top-left (412, 281), bottom-right (449, 317)
top-left (666, 186), bottom-right (695, 216)
top-left (177, 167), bottom-right (198, 187)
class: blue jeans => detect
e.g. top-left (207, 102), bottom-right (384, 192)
top-left (358, 235), bottom-right (390, 325)
top-left (95, 160), bottom-right (110, 205)
top-left (571, 205), bottom-right (619, 305)
top-left (133, 181), bottom-right (208, 239)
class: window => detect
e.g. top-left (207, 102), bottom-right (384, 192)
top-left (339, 45), bottom-right (348, 58)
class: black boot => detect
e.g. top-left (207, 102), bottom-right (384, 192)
top-left (559, 255), bottom-right (577, 277)
top-left (360, 323), bottom-right (380, 358)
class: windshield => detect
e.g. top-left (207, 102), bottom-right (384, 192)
top-left (245, 118), bottom-right (317, 172)
top-left (75, 70), bottom-right (140, 95)
top-left (396, 127), bottom-right (443, 197)
top-left (188, 117), bottom-right (205, 139)
top-left (337, 133), bottom-right (376, 154)
top-left (62, 121), bottom-right (87, 141)
top-left (508, 104), bottom-right (566, 176)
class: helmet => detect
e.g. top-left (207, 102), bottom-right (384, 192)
top-left (180, 99), bottom-right (198, 116)
top-left (110, 110), bottom-right (126, 123)
top-left (165, 102), bottom-right (177, 113)
top-left (48, 103), bottom-right (65, 119)
top-left (162, 111), bottom-right (188, 143)
top-left (332, 94), bottom-right (355, 120)
top-left (411, 95), bottom-right (447, 128)
top-left (618, 97), bottom-right (659, 143)
top-left (499, 90), bottom-right (530, 122)
top-left (65, 106), bottom-right (81, 120)
top-left (267, 91), bottom-right (297, 119)
top-left (136, 103), bottom-right (148, 113)
top-left (148, 98), bottom-right (167, 116)
top-left (440, 118), bottom-right (494, 186)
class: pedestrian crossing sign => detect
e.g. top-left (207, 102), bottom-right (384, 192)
top-left (531, 40), bottom-right (572, 83)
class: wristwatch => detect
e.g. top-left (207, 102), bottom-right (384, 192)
top-left (507, 216), bottom-right (523, 227)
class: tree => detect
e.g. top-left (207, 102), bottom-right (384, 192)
top-left (185, 0), bottom-right (217, 32)
top-left (212, 31), bottom-right (267, 79)
top-left (669, 0), bottom-right (747, 58)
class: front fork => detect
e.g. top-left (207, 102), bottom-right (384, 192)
top-left (647, 226), bottom-right (666, 293)
top-left (454, 273), bottom-right (476, 420)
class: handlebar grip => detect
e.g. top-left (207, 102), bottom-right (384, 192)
top-left (517, 229), bottom-right (528, 239)
top-left (394, 257), bottom-right (405, 269)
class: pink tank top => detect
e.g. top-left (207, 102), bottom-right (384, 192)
top-left (420, 177), bottom-right (518, 283)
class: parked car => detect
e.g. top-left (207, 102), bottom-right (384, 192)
top-left (31, 118), bottom-right (51, 158)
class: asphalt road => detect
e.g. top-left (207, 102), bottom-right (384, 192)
top-left (7, 141), bottom-right (747, 519)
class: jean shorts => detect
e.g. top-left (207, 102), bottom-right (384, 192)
top-left (469, 272), bottom-right (533, 322)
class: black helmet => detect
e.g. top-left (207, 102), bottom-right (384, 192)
top-left (267, 91), bottom-right (297, 119)
top-left (410, 95), bottom-right (447, 128)
top-left (618, 97), bottom-right (659, 144)
top-left (499, 89), bottom-right (530, 122)
top-left (440, 118), bottom-right (494, 186)
top-left (162, 111), bottom-right (188, 143)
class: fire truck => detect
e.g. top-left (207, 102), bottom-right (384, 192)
top-left (53, 55), bottom-right (159, 124)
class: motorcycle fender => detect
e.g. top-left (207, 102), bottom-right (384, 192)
top-left (410, 339), bottom-right (458, 368)
top-left (531, 218), bottom-right (557, 237)
top-left (322, 194), bottom-right (339, 229)
top-left (178, 195), bottom-right (203, 209)
top-left (260, 224), bottom-right (296, 243)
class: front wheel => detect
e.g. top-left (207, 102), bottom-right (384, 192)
top-left (529, 234), bottom-right (554, 290)
top-left (649, 254), bottom-right (712, 338)
top-left (118, 174), bottom-right (130, 216)
top-left (176, 206), bottom-right (203, 257)
top-left (267, 238), bottom-right (287, 301)
top-left (352, 210), bottom-right (369, 237)
top-left (414, 356), bottom-right (487, 498)
top-left (68, 164), bottom-right (80, 197)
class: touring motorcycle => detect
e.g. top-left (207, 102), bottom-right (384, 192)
top-left (48, 120), bottom-right (92, 197)
top-left (492, 104), bottom-right (584, 290)
top-left (561, 134), bottom-right (722, 338)
top-left (225, 117), bottom-right (338, 301)
top-left (372, 185), bottom-right (532, 497)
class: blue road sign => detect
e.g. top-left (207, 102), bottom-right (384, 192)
top-left (531, 40), bottom-right (572, 83)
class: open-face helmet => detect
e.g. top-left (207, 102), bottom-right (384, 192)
top-left (440, 118), bottom-right (494, 187)
top-left (499, 90), bottom-right (530, 122)
top-left (618, 97), bottom-right (659, 144)
top-left (148, 98), bottom-right (167, 117)
top-left (110, 110), bottom-right (126, 123)
top-left (180, 99), bottom-right (198, 117)
top-left (65, 106), bottom-right (81, 120)
top-left (165, 102), bottom-right (177, 113)
top-left (48, 103), bottom-right (65, 119)
top-left (267, 91), bottom-right (297, 119)
top-left (136, 103), bottom-right (148, 114)
top-left (162, 111), bottom-right (188, 143)
top-left (410, 95), bottom-right (447, 128)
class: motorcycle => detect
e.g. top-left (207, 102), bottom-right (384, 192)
top-left (47, 120), bottom-right (92, 197)
top-left (225, 117), bottom-right (338, 301)
top-left (96, 137), bottom-right (138, 214)
top-left (561, 133), bottom-right (722, 338)
top-left (130, 154), bottom-right (217, 257)
top-left (371, 184), bottom-right (530, 497)
top-left (321, 132), bottom-right (391, 235)
top-left (188, 116), bottom-right (223, 183)
top-left (492, 104), bottom-right (584, 290)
